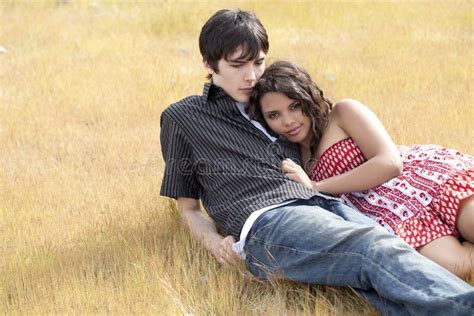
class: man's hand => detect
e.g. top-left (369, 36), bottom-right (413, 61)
top-left (177, 198), bottom-right (243, 268)
top-left (212, 235), bottom-right (243, 267)
top-left (281, 158), bottom-right (313, 189)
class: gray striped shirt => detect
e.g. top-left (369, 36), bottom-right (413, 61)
top-left (160, 83), bottom-right (326, 239)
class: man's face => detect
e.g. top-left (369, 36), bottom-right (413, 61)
top-left (205, 47), bottom-right (266, 103)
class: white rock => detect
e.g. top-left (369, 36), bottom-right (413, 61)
top-left (89, 0), bottom-right (100, 8)
top-left (324, 73), bottom-right (335, 81)
top-left (0, 46), bottom-right (6, 54)
top-left (179, 48), bottom-right (190, 55)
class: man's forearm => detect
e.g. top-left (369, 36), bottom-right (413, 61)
top-left (176, 198), bottom-right (241, 265)
top-left (177, 198), bottom-right (224, 254)
top-left (180, 207), bottom-right (224, 253)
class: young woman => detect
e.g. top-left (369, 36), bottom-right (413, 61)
top-left (248, 61), bottom-right (474, 279)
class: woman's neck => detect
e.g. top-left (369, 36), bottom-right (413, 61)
top-left (299, 144), bottom-right (313, 173)
top-left (298, 133), bottom-right (313, 153)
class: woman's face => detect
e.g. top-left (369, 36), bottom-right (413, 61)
top-left (260, 92), bottom-right (312, 147)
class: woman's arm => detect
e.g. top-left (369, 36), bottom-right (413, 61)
top-left (314, 99), bottom-right (402, 194)
top-left (282, 99), bottom-right (402, 195)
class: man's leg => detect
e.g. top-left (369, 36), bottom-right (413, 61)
top-left (244, 197), bottom-right (474, 316)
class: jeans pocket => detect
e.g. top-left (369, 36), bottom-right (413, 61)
top-left (247, 211), bottom-right (277, 242)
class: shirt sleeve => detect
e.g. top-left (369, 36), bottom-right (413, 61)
top-left (159, 110), bottom-right (200, 199)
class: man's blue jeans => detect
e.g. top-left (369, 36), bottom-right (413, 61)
top-left (244, 197), bottom-right (474, 315)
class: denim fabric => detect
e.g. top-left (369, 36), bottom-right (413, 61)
top-left (244, 197), bottom-right (474, 316)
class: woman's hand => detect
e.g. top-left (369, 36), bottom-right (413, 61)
top-left (281, 159), bottom-right (313, 189)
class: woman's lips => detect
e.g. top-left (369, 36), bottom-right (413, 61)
top-left (287, 126), bottom-right (302, 136)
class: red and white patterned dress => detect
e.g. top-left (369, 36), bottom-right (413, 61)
top-left (310, 138), bottom-right (474, 249)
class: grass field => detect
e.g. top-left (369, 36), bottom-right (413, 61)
top-left (0, 0), bottom-right (472, 314)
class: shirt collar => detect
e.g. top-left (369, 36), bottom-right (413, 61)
top-left (202, 83), bottom-right (240, 116)
top-left (202, 83), bottom-right (228, 101)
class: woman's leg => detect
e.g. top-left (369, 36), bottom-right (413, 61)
top-left (457, 195), bottom-right (474, 242)
top-left (418, 235), bottom-right (473, 280)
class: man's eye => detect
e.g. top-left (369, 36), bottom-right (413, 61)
top-left (255, 60), bottom-right (264, 65)
top-left (230, 64), bottom-right (242, 68)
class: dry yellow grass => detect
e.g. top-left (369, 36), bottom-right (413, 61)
top-left (0, 0), bottom-right (472, 314)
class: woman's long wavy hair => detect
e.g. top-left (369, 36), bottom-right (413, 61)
top-left (248, 61), bottom-right (332, 154)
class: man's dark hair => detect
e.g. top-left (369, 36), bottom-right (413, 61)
top-left (199, 9), bottom-right (269, 79)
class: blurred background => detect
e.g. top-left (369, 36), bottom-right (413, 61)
top-left (1, 0), bottom-right (472, 314)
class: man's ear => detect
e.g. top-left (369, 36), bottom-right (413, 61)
top-left (203, 60), bottom-right (215, 75)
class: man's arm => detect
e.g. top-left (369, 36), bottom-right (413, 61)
top-left (177, 197), bottom-right (241, 266)
top-left (160, 110), bottom-right (240, 266)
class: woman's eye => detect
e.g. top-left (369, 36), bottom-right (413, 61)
top-left (290, 103), bottom-right (301, 110)
top-left (267, 113), bottom-right (278, 119)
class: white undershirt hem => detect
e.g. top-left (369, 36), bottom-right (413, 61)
top-left (232, 199), bottom-right (296, 259)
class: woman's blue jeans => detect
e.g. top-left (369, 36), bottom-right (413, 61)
top-left (244, 197), bottom-right (474, 315)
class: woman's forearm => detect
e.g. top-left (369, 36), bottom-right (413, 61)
top-left (314, 155), bottom-right (403, 195)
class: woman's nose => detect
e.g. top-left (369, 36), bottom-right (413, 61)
top-left (282, 114), bottom-right (295, 126)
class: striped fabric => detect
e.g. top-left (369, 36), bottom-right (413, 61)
top-left (160, 83), bottom-right (332, 239)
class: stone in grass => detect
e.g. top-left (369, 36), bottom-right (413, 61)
top-left (324, 72), bottom-right (335, 81)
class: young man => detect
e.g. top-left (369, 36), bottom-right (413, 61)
top-left (160, 9), bottom-right (474, 315)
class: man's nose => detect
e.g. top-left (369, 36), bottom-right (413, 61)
top-left (244, 65), bottom-right (257, 82)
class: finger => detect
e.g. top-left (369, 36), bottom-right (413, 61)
top-left (229, 255), bottom-right (241, 267)
top-left (284, 161), bottom-right (302, 171)
top-left (220, 236), bottom-right (239, 265)
top-left (281, 160), bottom-right (294, 168)
top-left (225, 237), bottom-right (243, 266)
top-left (223, 248), bottom-right (241, 266)
top-left (221, 236), bottom-right (235, 251)
top-left (221, 250), bottom-right (237, 266)
top-left (215, 240), bottom-right (230, 264)
top-left (282, 163), bottom-right (297, 173)
top-left (225, 242), bottom-right (239, 264)
top-left (216, 253), bottom-right (226, 264)
top-left (224, 235), bottom-right (236, 244)
top-left (287, 174), bottom-right (305, 184)
top-left (284, 158), bottom-right (299, 167)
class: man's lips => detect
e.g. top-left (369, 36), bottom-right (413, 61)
top-left (287, 126), bottom-right (302, 136)
top-left (240, 88), bottom-right (253, 94)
